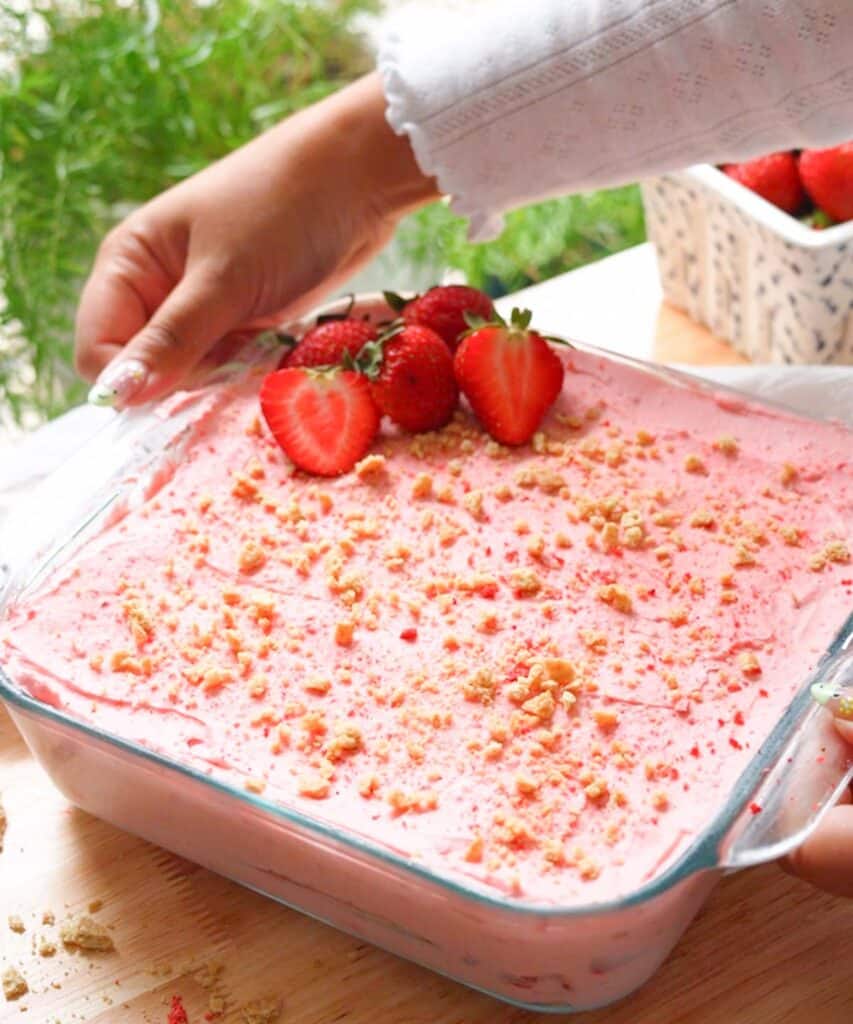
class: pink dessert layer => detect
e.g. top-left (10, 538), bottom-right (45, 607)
top-left (3, 350), bottom-right (852, 906)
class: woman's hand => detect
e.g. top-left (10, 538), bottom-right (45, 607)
top-left (75, 73), bottom-right (438, 406)
top-left (784, 717), bottom-right (853, 898)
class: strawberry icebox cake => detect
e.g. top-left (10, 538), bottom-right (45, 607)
top-left (3, 288), bottom-right (852, 907)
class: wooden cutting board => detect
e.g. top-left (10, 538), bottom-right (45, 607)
top-left (1, 299), bottom-right (850, 1024)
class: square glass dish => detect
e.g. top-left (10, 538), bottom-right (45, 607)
top-left (1, 295), bottom-right (852, 1013)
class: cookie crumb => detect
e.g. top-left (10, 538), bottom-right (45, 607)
top-left (60, 914), bottom-right (115, 952)
top-left (714, 435), bottom-right (739, 456)
top-left (240, 996), bottom-right (283, 1024)
top-left (683, 454), bottom-right (707, 475)
top-left (2, 967), bottom-right (27, 1001)
top-left (87, 899), bottom-right (104, 914)
top-left (597, 584), bottom-right (633, 614)
top-left (8, 914), bottom-right (24, 934)
top-left (38, 937), bottom-right (57, 958)
top-left (354, 454), bottom-right (387, 481)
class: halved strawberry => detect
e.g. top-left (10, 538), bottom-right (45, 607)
top-left (358, 323), bottom-right (458, 433)
top-left (279, 318), bottom-right (377, 369)
top-left (386, 285), bottom-right (494, 351)
top-left (259, 367), bottom-right (380, 477)
top-left (453, 308), bottom-right (564, 446)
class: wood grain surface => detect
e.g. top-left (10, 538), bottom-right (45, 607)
top-left (1, 294), bottom-right (850, 1024)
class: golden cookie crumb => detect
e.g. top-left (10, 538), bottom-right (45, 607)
top-left (41, 910), bottom-right (55, 926)
top-left (463, 490), bottom-right (488, 521)
top-left (38, 936), bottom-right (57, 957)
top-left (240, 995), bottom-right (283, 1024)
top-left (714, 435), bottom-right (739, 456)
top-left (515, 773), bottom-right (540, 796)
top-left (780, 462), bottom-right (798, 485)
top-left (636, 429), bottom-right (655, 446)
top-left (780, 524), bottom-right (801, 546)
top-left (238, 541), bottom-right (267, 574)
top-left (464, 836), bottom-right (484, 863)
top-left (354, 453), bottom-right (387, 480)
top-left (683, 453), bottom-right (707, 475)
top-left (511, 569), bottom-right (543, 597)
top-left (597, 584), bottom-right (633, 613)
top-left (689, 508), bottom-right (716, 529)
top-left (334, 620), bottom-right (355, 647)
top-left (7, 915), bottom-right (24, 934)
top-left (732, 542), bottom-right (756, 567)
top-left (738, 652), bottom-right (762, 676)
top-left (824, 540), bottom-right (850, 564)
top-left (298, 774), bottom-right (331, 799)
top-left (244, 777), bottom-right (266, 794)
top-left (358, 773), bottom-right (380, 798)
top-left (462, 668), bottom-right (495, 703)
top-left (60, 914), bottom-right (115, 952)
top-left (593, 708), bottom-right (620, 730)
top-left (411, 473), bottom-right (433, 499)
top-left (2, 967), bottom-right (27, 1001)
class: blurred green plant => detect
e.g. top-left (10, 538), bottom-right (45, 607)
top-left (0, 0), bottom-right (646, 426)
top-left (396, 187), bottom-right (646, 297)
top-left (0, 0), bottom-right (376, 423)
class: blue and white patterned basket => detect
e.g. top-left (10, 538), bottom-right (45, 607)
top-left (641, 165), bottom-right (853, 364)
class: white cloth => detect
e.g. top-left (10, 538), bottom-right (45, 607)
top-left (379, 0), bottom-right (853, 240)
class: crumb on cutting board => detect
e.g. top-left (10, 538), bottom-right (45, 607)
top-left (60, 914), bottom-right (115, 952)
top-left (87, 899), bottom-right (104, 914)
top-left (2, 966), bottom-right (28, 1001)
top-left (241, 996), bottom-right (283, 1024)
top-left (8, 914), bottom-right (25, 934)
top-left (42, 910), bottom-right (55, 926)
top-left (38, 935), bottom-right (57, 958)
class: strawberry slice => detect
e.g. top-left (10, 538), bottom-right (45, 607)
top-left (453, 307), bottom-right (565, 446)
top-left (259, 367), bottom-right (380, 477)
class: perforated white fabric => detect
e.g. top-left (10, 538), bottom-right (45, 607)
top-left (378, 0), bottom-right (853, 239)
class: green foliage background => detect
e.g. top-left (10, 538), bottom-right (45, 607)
top-left (0, 0), bottom-right (645, 425)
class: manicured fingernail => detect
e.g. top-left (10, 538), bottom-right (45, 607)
top-left (88, 358), bottom-right (148, 407)
top-left (811, 683), bottom-right (853, 720)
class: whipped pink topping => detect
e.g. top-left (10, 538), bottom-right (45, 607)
top-left (4, 350), bottom-right (851, 905)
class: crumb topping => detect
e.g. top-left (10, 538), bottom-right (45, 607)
top-left (5, 351), bottom-right (850, 907)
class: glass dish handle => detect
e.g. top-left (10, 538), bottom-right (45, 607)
top-left (719, 639), bottom-right (853, 870)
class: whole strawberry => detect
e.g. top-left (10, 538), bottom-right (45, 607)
top-left (454, 308), bottom-right (564, 446)
top-left (260, 367), bottom-right (380, 477)
top-left (359, 324), bottom-right (458, 433)
top-left (799, 143), bottom-right (853, 223)
top-left (386, 285), bottom-right (494, 351)
top-left (279, 318), bottom-right (377, 369)
top-left (722, 152), bottom-right (805, 215)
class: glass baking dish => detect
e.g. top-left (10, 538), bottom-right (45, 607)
top-left (1, 295), bottom-right (851, 1013)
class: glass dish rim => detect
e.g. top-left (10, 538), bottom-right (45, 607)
top-left (1, 328), bottom-right (851, 920)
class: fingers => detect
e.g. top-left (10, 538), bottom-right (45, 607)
top-left (783, 803), bottom-right (853, 898)
top-left (86, 266), bottom-right (243, 407)
top-left (782, 718), bottom-right (853, 898)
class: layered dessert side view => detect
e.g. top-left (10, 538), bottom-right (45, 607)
top-left (2, 293), bottom-right (852, 909)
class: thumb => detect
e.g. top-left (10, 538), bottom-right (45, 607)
top-left (88, 268), bottom-right (242, 407)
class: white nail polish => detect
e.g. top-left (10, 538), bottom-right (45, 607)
top-left (88, 359), bottom-right (148, 407)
